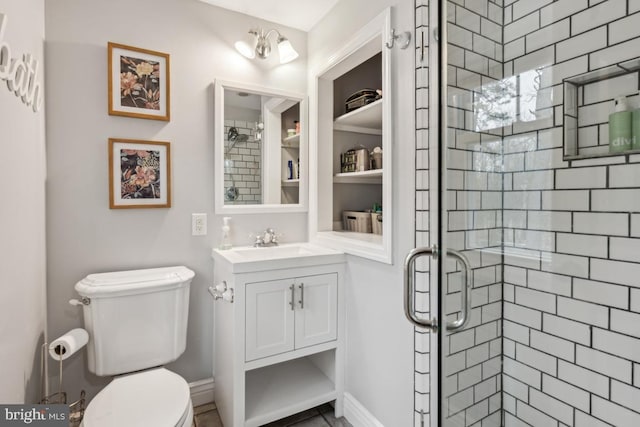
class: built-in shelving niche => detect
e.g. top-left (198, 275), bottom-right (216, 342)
top-left (564, 58), bottom-right (640, 161)
top-left (311, 8), bottom-right (392, 264)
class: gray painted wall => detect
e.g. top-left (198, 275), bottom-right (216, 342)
top-left (44, 0), bottom-right (307, 399)
top-left (0, 0), bottom-right (47, 404)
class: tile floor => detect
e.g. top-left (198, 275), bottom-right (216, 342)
top-left (193, 402), bottom-right (353, 427)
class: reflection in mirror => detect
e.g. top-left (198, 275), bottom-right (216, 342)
top-left (215, 80), bottom-right (307, 214)
top-left (223, 89), bottom-right (264, 205)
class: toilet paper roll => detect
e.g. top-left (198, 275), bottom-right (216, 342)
top-left (49, 328), bottom-right (89, 361)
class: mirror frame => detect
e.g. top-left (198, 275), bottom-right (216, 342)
top-left (214, 79), bottom-right (308, 214)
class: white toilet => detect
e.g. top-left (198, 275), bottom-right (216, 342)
top-left (74, 266), bottom-right (196, 427)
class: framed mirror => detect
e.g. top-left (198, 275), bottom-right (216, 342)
top-left (214, 80), bottom-right (307, 214)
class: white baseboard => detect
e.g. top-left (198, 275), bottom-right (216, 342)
top-left (189, 378), bottom-right (214, 407)
top-left (343, 392), bottom-right (384, 427)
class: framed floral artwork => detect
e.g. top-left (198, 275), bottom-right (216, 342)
top-left (108, 138), bottom-right (171, 209)
top-left (108, 42), bottom-right (170, 121)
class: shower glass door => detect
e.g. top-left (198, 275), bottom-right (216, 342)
top-left (437, 0), bottom-right (507, 422)
top-left (438, 0), bottom-right (507, 419)
top-left (405, 0), bottom-right (640, 425)
top-left (433, 0), bottom-right (640, 426)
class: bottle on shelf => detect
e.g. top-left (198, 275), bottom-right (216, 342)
top-left (632, 94), bottom-right (640, 150)
top-left (609, 96), bottom-right (633, 153)
top-left (287, 160), bottom-right (294, 180)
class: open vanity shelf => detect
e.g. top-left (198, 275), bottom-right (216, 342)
top-left (245, 354), bottom-right (336, 426)
top-left (311, 9), bottom-right (392, 264)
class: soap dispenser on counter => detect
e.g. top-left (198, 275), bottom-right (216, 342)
top-left (609, 96), bottom-right (633, 153)
top-left (219, 217), bottom-right (232, 250)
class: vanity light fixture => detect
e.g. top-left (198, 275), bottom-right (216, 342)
top-left (234, 28), bottom-right (299, 64)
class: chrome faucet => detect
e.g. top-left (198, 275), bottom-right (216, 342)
top-left (253, 228), bottom-right (279, 247)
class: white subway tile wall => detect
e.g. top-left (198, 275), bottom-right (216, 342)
top-left (416, 0), bottom-right (640, 426)
top-left (224, 121), bottom-right (262, 204)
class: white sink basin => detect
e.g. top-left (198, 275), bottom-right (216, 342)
top-left (212, 243), bottom-right (345, 273)
top-left (231, 245), bottom-right (316, 260)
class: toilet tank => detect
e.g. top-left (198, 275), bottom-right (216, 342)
top-left (75, 266), bottom-right (195, 376)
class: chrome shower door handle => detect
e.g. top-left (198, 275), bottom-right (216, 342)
top-left (444, 248), bottom-right (472, 332)
top-left (404, 245), bottom-right (473, 333)
top-left (404, 246), bottom-right (438, 331)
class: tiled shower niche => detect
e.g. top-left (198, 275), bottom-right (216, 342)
top-left (564, 58), bottom-right (640, 160)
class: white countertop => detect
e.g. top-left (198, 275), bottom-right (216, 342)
top-left (212, 243), bottom-right (346, 273)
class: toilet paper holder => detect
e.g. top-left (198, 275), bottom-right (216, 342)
top-left (39, 341), bottom-right (87, 426)
top-left (208, 281), bottom-right (234, 303)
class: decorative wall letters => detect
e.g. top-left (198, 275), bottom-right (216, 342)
top-left (0, 13), bottom-right (44, 113)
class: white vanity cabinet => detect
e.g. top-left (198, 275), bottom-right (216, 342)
top-left (211, 245), bottom-right (345, 427)
top-left (246, 273), bottom-right (338, 361)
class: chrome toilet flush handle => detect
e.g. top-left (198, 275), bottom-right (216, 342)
top-left (69, 297), bottom-right (90, 306)
top-left (208, 281), bottom-right (234, 303)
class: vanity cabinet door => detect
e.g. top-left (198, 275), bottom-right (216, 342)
top-left (245, 279), bottom-right (296, 361)
top-left (294, 273), bottom-right (338, 349)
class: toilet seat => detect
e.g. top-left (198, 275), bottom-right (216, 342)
top-left (81, 368), bottom-right (192, 427)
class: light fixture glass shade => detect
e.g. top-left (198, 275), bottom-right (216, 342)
top-left (277, 38), bottom-right (299, 64)
top-left (235, 32), bottom-right (257, 59)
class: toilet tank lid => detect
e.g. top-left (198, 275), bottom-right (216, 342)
top-left (75, 266), bottom-right (195, 297)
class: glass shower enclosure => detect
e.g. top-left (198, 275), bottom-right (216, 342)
top-left (407, 0), bottom-right (640, 425)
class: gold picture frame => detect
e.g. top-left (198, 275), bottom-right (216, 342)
top-left (108, 42), bottom-right (170, 121)
top-left (108, 138), bottom-right (171, 209)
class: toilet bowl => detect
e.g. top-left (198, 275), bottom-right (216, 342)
top-left (81, 368), bottom-right (193, 427)
top-left (73, 266), bottom-right (196, 427)
top-left (81, 368), bottom-right (192, 427)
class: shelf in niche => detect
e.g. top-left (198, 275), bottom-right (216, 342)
top-left (331, 230), bottom-right (383, 245)
top-left (563, 57), bottom-right (640, 161)
top-left (564, 149), bottom-right (640, 162)
top-left (281, 179), bottom-right (300, 187)
top-left (314, 231), bottom-right (386, 263)
top-left (282, 134), bottom-right (300, 148)
top-left (333, 169), bottom-right (383, 184)
top-left (334, 99), bottom-right (382, 135)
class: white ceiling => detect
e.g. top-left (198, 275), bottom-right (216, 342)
top-left (198, 0), bottom-right (340, 31)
